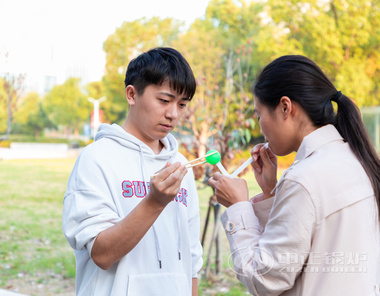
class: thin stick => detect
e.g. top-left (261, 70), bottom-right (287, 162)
top-left (185, 160), bottom-right (206, 169)
top-left (150, 151), bottom-right (219, 179)
top-left (185, 150), bottom-right (218, 165)
top-left (151, 160), bottom-right (208, 178)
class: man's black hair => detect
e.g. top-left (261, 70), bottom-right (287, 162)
top-left (124, 47), bottom-right (196, 99)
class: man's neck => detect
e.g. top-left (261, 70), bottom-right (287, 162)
top-left (122, 120), bottom-right (164, 155)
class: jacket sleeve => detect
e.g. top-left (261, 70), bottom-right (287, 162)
top-left (221, 179), bottom-right (315, 296)
top-left (62, 152), bottom-right (122, 255)
top-left (250, 196), bottom-right (274, 232)
top-left (186, 169), bottom-right (204, 278)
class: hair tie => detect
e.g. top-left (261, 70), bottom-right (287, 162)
top-left (331, 91), bottom-right (342, 102)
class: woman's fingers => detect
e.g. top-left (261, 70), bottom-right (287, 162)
top-left (251, 144), bottom-right (266, 173)
top-left (208, 174), bottom-right (249, 207)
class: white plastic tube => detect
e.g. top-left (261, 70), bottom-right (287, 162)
top-left (230, 156), bottom-right (253, 178)
top-left (229, 143), bottom-right (269, 178)
top-left (216, 162), bottom-right (230, 176)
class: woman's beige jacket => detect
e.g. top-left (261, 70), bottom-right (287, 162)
top-left (222, 125), bottom-right (380, 296)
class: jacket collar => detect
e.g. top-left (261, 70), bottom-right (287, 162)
top-left (295, 124), bottom-right (344, 163)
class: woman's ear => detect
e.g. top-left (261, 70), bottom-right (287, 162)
top-left (279, 96), bottom-right (292, 119)
top-left (126, 85), bottom-right (137, 106)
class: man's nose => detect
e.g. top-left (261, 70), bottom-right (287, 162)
top-left (166, 103), bottom-right (178, 119)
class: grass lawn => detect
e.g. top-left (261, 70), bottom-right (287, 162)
top-left (0, 157), bottom-right (281, 296)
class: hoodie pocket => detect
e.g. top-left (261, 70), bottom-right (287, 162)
top-left (127, 272), bottom-right (190, 296)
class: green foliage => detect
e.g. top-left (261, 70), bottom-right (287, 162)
top-left (102, 17), bottom-right (183, 123)
top-left (0, 78), bottom-right (7, 133)
top-left (86, 81), bottom-right (105, 100)
top-left (172, 1), bottom-right (261, 177)
top-left (43, 77), bottom-right (90, 134)
top-left (8, 134), bottom-right (68, 143)
top-left (7, 0), bottom-right (380, 161)
top-left (0, 73), bottom-right (25, 138)
top-left (265, 0), bottom-right (380, 107)
top-left (13, 92), bottom-right (55, 138)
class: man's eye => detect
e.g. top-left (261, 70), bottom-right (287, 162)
top-left (160, 99), bottom-right (169, 103)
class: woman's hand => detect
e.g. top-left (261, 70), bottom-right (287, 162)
top-left (251, 143), bottom-right (277, 199)
top-left (208, 173), bottom-right (249, 208)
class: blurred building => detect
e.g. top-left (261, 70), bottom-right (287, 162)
top-left (362, 106), bottom-right (380, 153)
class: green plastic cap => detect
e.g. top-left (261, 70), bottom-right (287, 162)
top-left (205, 150), bottom-right (221, 165)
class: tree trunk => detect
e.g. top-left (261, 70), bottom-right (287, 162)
top-left (6, 89), bottom-right (12, 139)
top-left (66, 125), bottom-right (72, 139)
top-left (74, 124), bottom-right (79, 139)
top-left (35, 128), bottom-right (40, 139)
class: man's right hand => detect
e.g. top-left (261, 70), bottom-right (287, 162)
top-left (148, 162), bottom-right (188, 209)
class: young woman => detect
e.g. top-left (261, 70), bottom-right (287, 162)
top-left (208, 55), bottom-right (380, 295)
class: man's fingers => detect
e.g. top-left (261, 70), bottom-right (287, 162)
top-left (155, 162), bottom-right (181, 180)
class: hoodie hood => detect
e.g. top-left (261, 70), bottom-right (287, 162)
top-left (95, 123), bottom-right (178, 161)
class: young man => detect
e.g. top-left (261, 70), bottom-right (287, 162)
top-left (63, 47), bottom-right (203, 296)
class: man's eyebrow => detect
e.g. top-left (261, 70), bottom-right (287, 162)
top-left (158, 91), bottom-right (191, 101)
top-left (158, 91), bottom-right (176, 98)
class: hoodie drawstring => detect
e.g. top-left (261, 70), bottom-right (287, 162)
top-left (168, 154), bottom-right (182, 261)
top-left (176, 201), bottom-right (182, 260)
top-left (138, 144), bottom-right (163, 269)
top-left (152, 225), bottom-right (162, 269)
top-left (139, 143), bottom-right (184, 269)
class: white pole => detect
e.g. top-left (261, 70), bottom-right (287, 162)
top-left (88, 96), bottom-right (107, 138)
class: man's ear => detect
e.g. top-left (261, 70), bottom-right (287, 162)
top-left (279, 96), bottom-right (292, 119)
top-left (126, 85), bottom-right (137, 106)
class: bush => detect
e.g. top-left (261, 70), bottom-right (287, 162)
top-left (0, 140), bottom-right (11, 148)
top-left (277, 152), bottom-right (296, 168)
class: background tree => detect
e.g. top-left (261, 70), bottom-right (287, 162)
top-left (174, 1), bottom-right (262, 179)
top-left (102, 17), bottom-right (183, 124)
top-left (0, 73), bottom-right (25, 140)
top-left (263, 0), bottom-right (380, 106)
top-left (43, 77), bottom-right (90, 138)
top-left (0, 79), bottom-right (7, 134)
top-left (14, 92), bottom-right (55, 139)
top-left (86, 81), bottom-right (105, 105)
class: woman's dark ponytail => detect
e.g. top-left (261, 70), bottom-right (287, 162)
top-left (334, 93), bottom-right (380, 220)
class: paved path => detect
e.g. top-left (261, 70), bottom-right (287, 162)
top-left (0, 143), bottom-right (82, 160)
top-left (0, 289), bottom-right (29, 296)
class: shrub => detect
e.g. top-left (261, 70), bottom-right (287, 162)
top-left (0, 140), bottom-right (11, 148)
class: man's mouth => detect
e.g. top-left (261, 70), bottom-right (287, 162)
top-left (160, 124), bottom-right (173, 131)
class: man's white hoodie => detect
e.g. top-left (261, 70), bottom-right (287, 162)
top-left (63, 123), bottom-right (203, 296)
